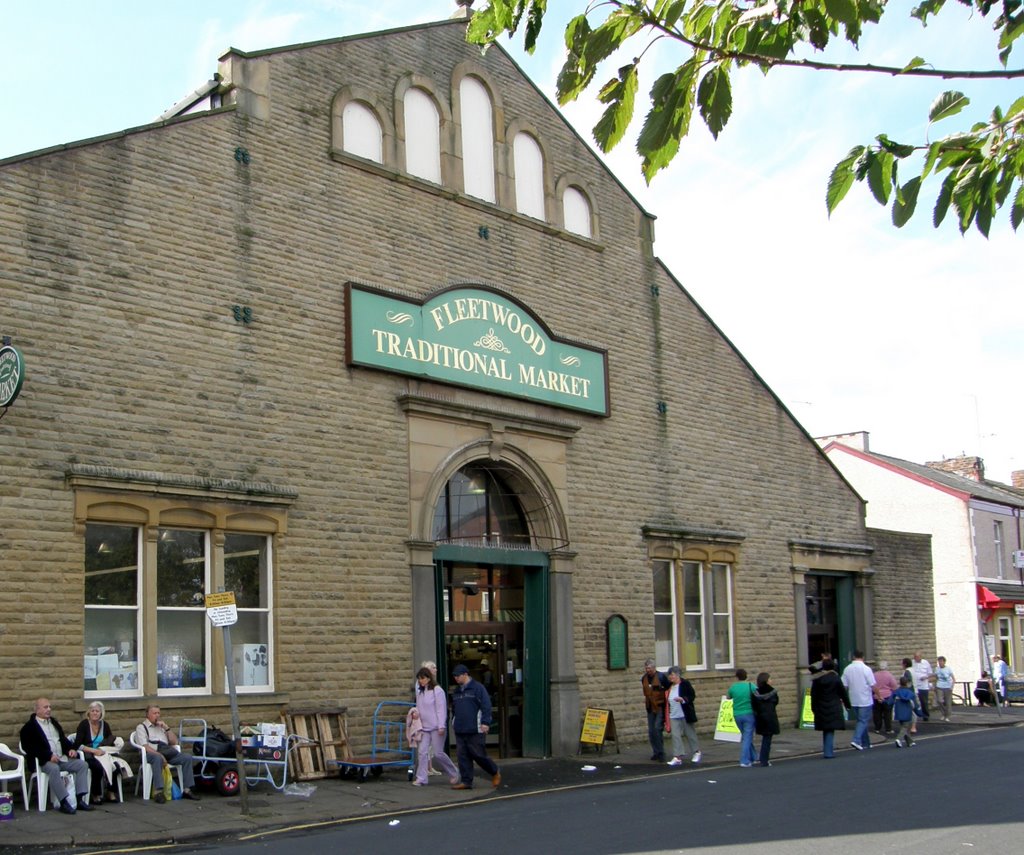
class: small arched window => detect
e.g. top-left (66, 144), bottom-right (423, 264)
top-left (513, 132), bottom-right (545, 220)
top-left (341, 101), bottom-right (383, 163)
top-left (460, 76), bottom-right (495, 203)
top-left (404, 87), bottom-right (441, 184)
top-left (562, 186), bottom-right (592, 238)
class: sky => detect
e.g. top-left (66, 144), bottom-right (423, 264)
top-left (2, 1), bottom-right (1021, 484)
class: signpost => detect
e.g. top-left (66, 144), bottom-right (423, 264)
top-left (205, 590), bottom-right (248, 816)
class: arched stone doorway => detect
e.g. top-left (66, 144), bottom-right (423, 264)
top-left (432, 461), bottom-right (553, 757)
top-left (403, 397), bottom-right (580, 757)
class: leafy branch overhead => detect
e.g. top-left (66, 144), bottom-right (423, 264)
top-left (466, 0), bottom-right (1024, 235)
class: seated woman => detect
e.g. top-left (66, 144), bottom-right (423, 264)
top-left (74, 701), bottom-right (127, 803)
top-left (974, 672), bottom-right (996, 707)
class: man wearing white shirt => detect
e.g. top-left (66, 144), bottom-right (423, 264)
top-left (911, 652), bottom-right (934, 721)
top-left (841, 651), bottom-right (877, 751)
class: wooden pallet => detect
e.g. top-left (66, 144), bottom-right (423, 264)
top-left (281, 707), bottom-right (350, 780)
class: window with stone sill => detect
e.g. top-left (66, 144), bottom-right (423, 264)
top-left (652, 558), bottom-right (734, 672)
top-left (84, 523), bottom-right (274, 698)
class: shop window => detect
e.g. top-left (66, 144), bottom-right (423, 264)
top-left (83, 521), bottom-right (275, 697)
top-left (84, 524), bottom-right (141, 695)
top-left (650, 558), bottom-right (734, 671)
top-left (998, 616), bottom-right (1013, 668)
top-left (513, 132), bottom-right (545, 220)
top-left (404, 87), bottom-right (441, 183)
top-left (342, 100), bottom-right (383, 163)
top-left (459, 76), bottom-right (495, 203)
top-left (156, 528), bottom-right (210, 693)
top-left (225, 532), bottom-right (273, 690)
top-left (562, 186), bottom-right (592, 237)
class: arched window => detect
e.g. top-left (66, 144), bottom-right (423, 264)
top-left (562, 186), bottom-right (592, 237)
top-left (341, 101), bottom-right (383, 163)
top-left (459, 76), bottom-right (495, 202)
top-left (432, 464), bottom-right (530, 548)
top-left (404, 87), bottom-right (441, 184)
top-left (513, 132), bottom-right (545, 220)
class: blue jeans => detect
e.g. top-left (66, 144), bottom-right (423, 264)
top-left (647, 710), bottom-right (666, 760)
top-left (822, 730), bottom-right (835, 758)
top-left (853, 705), bottom-right (872, 748)
top-left (735, 713), bottom-right (756, 765)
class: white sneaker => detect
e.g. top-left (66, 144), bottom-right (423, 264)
top-left (666, 758), bottom-right (683, 766)
top-left (691, 751), bottom-right (702, 763)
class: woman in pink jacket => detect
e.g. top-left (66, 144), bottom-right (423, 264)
top-left (410, 666), bottom-right (460, 786)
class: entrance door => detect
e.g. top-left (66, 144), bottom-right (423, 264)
top-left (806, 573), bottom-right (856, 670)
top-left (446, 627), bottom-right (523, 757)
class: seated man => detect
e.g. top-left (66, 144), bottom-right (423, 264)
top-left (135, 704), bottom-right (201, 802)
top-left (20, 697), bottom-right (92, 814)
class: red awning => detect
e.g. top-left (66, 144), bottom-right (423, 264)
top-left (977, 584), bottom-right (1002, 609)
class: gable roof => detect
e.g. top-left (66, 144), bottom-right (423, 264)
top-left (824, 443), bottom-right (1024, 509)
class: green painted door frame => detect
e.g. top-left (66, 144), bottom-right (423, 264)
top-left (434, 546), bottom-right (550, 758)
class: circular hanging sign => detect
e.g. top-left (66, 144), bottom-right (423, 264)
top-left (0, 345), bottom-right (25, 408)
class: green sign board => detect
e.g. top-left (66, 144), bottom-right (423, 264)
top-left (346, 284), bottom-right (609, 416)
top-left (0, 345), bottom-right (25, 408)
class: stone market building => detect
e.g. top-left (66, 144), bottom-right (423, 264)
top-left (0, 9), bottom-right (933, 757)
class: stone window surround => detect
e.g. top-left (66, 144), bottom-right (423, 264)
top-left (644, 525), bottom-right (745, 675)
top-left (68, 465), bottom-right (294, 708)
top-left (329, 66), bottom-right (601, 248)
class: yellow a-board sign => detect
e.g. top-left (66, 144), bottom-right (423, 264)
top-left (800, 688), bottom-right (815, 728)
top-left (577, 707), bottom-right (619, 754)
top-left (580, 708), bottom-right (611, 744)
top-left (713, 696), bottom-right (741, 742)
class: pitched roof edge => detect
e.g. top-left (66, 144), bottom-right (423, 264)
top-left (653, 258), bottom-right (866, 505)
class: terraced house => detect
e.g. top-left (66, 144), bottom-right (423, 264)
top-left (0, 7), bottom-right (933, 757)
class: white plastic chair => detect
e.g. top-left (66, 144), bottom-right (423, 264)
top-left (130, 731), bottom-right (184, 800)
top-left (0, 742), bottom-right (30, 810)
top-left (19, 742), bottom-right (83, 812)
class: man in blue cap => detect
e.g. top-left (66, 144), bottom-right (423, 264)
top-left (450, 664), bottom-right (501, 789)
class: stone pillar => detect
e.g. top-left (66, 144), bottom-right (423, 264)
top-left (548, 550), bottom-right (579, 756)
top-left (855, 568), bottom-right (876, 662)
top-left (407, 541), bottom-right (439, 670)
top-left (792, 565), bottom-right (810, 725)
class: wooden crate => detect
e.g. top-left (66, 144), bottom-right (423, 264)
top-left (281, 706), bottom-right (350, 780)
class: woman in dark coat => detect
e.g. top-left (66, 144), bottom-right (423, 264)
top-left (73, 700), bottom-right (121, 803)
top-left (752, 672), bottom-right (780, 767)
top-left (809, 659), bottom-right (850, 759)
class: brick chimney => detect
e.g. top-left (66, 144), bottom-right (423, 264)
top-left (926, 455), bottom-right (985, 482)
top-left (1012, 471), bottom-right (1024, 489)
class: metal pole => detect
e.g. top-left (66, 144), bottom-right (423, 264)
top-left (219, 587), bottom-right (250, 817)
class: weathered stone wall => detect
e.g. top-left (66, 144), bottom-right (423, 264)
top-left (866, 528), bottom-right (935, 665)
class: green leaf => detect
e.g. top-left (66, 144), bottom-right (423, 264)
top-left (929, 91), bottom-right (969, 123)
top-left (697, 65), bottom-right (733, 139)
top-left (921, 141), bottom-right (942, 180)
top-left (933, 174), bottom-right (954, 227)
top-left (1005, 95), bottom-right (1024, 119)
top-left (867, 151), bottom-right (894, 205)
top-left (522, 0), bottom-right (547, 53)
top-left (826, 145), bottom-right (865, 216)
top-left (824, 0), bottom-right (859, 29)
top-left (899, 56), bottom-right (927, 73)
top-left (876, 134), bottom-right (915, 159)
top-left (997, 15), bottom-right (1024, 52)
top-left (892, 176), bottom-right (922, 227)
top-left (1011, 184), bottom-right (1024, 231)
top-left (637, 62), bottom-right (699, 182)
top-left (911, 1), bottom-right (947, 25)
top-left (593, 64), bottom-right (639, 152)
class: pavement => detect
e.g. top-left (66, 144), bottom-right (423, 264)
top-left (2, 703), bottom-right (1021, 853)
